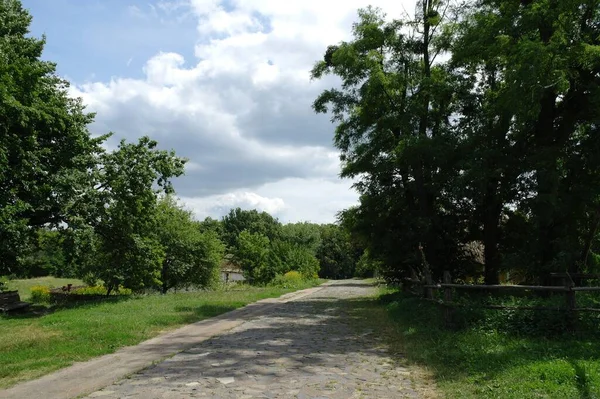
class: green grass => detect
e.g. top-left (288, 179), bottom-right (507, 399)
top-left (5, 277), bottom-right (85, 301)
top-left (357, 286), bottom-right (600, 398)
top-left (0, 281), bottom-right (322, 388)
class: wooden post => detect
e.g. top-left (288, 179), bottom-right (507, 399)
top-left (411, 269), bottom-right (419, 295)
top-left (443, 271), bottom-right (453, 328)
top-left (565, 275), bottom-right (577, 331)
top-left (424, 268), bottom-right (434, 300)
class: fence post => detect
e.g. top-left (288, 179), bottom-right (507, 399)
top-left (443, 271), bottom-right (453, 328)
top-left (424, 268), bottom-right (434, 300)
top-left (565, 276), bottom-right (577, 331)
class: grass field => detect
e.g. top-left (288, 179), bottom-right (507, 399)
top-left (5, 277), bottom-right (85, 301)
top-left (354, 286), bottom-right (600, 398)
top-left (0, 282), bottom-right (322, 388)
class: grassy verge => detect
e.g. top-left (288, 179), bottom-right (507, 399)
top-left (5, 277), bottom-right (85, 301)
top-left (365, 286), bottom-right (600, 398)
top-left (0, 281), bottom-right (323, 388)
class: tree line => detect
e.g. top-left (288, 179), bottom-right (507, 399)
top-left (312, 0), bottom-right (600, 285)
top-left (0, 0), bottom-right (367, 291)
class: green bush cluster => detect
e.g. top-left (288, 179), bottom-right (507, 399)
top-left (269, 271), bottom-right (320, 289)
top-left (30, 286), bottom-right (51, 303)
top-left (70, 285), bottom-right (132, 296)
top-left (0, 276), bottom-right (8, 292)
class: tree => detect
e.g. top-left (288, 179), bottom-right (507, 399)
top-left (453, 0), bottom-right (600, 281)
top-left (221, 208), bottom-right (281, 251)
top-left (155, 196), bottom-right (224, 293)
top-left (19, 228), bottom-right (67, 278)
top-left (271, 239), bottom-right (320, 278)
top-left (197, 217), bottom-right (224, 238)
top-left (312, 4), bottom-right (462, 282)
top-left (0, 0), bottom-right (105, 275)
top-left (68, 137), bottom-right (186, 294)
top-left (234, 230), bottom-right (282, 284)
top-left (280, 222), bottom-right (322, 255)
top-left (316, 224), bottom-right (359, 279)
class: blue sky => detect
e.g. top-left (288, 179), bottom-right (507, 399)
top-left (19, 0), bottom-right (412, 223)
top-left (23, 0), bottom-right (197, 82)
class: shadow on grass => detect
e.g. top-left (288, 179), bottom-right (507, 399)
top-left (174, 304), bottom-right (240, 323)
top-left (371, 291), bottom-right (600, 398)
top-left (0, 296), bottom-right (133, 320)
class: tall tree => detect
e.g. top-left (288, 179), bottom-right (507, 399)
top-left (155, 196), bottom-right (224, 293)
top-left (455, 0), bottom-right (600, 280)
top-left (221, 208), bottom-right (281, 251)
top-left (68, 137), bottom-right (186, 294)
top-left (312, 4), bottom-right (462, 281)
top-left (0, 0), bottom-right (105, 275)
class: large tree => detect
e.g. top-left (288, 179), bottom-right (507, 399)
top-left (155, 196), bottom-right (224, 293)
top-left (0, 0), bottom-right (105, 275)
top-left (67, 137), bottom-right (186, 294)
top-left (454, 0), bottom-right (600, 281)
top-left (312, 4), bottom-right (464, 281)
top-left (221, 208), bottom-right (281, 251)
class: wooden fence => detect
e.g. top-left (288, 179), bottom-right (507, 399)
top-left (403, 271), bottom-right (600, 329)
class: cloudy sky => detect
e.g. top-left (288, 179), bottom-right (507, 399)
top-left (23, 0), bottom-right (413, 223)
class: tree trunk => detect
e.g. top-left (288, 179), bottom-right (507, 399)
top-left (415, 0), bottom-right (438, 271)
top-left (483, 203), bottom-right (501, 285)
top-left (579, 205), bottom-right (600, 271)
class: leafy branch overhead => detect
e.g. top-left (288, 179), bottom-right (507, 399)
top-left (313, 0), bottom-right (600, 285)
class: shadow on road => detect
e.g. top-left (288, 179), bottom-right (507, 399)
top-left (125, 282), bottom-right (400, 384)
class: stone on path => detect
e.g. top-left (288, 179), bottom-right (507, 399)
top-left (86, 280), bottom-right (419, 399)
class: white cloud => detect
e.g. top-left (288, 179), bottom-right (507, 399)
top-left (180, 191), bottom-right (285, 219)
top-left (180, 177), bottom-right (357, 223)
top-left (71, 0), bottom-right (414, 222)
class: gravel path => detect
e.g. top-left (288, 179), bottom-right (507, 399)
top-left (87, 280), bottom-right (418, 399)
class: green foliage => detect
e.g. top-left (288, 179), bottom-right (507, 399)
top-left (370, 288), bottom-right (600, 398)
top-left (271, 240), bottom-right (320, 278)
top-left (315, 1), bottom-right (600, 285)
top-left (67, 137), bottom-right (186, 293)
top-left (155, 196), bottom-right (224, 293)
top-left (18, 229), bottom-right (67, 278)
top-left (270, 271), bottom-right (302, 288)
top-left (70, 285), bottom-right (132, 296)
top-left (316, 224), bottom-right (360, 279)
top-left (0, 0), bottom-right (105, 276)
top-left (197, 217), bottom-right (224, 238)
top-left (234, 230), bottom-right (282, 284)
top-left (313, 4), bottom-right (465, 283)
top-left (0, 276), bottom-right (9, 292)
top-left (280, 222), bottom-right (322, 255)
top-left (29, 285), bottom-right (50, 303)
top-left (355, 250), bottom-right (380, 278)
top-left (222, 208), bottom-right (281, 251)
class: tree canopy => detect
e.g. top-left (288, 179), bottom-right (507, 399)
top-left (313, 0), bottom-right (600, 285)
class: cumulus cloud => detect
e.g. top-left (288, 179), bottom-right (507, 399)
top-left (70, 0), bottom-right (414, 222)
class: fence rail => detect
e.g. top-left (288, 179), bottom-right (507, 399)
top-left (403, 271), bottom-right (600, 329)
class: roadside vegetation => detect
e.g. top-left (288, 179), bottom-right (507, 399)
top-left (0, 281), bottom-right (323, 388)
top-left (312, 1), bottom-right (600, 396)
top-left (350, 286), bottom-right (600, 399)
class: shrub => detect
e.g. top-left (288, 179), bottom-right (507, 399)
top-left (270, 271), bottom-right (306, 288)
top-left (70, 285), bottom-right (132, 296)
top-left (0, 276), bottom-right (8, 292)
top-left (30, 286), bottom-right (51, 303)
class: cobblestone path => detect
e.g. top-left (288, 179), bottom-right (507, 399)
top-left (87, 280), bottom-right (418, 399)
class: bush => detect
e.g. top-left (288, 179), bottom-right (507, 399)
top-left (70, 285), bottom-right (132, 296)
top-left (0, 276), bottom-right (8, 292)
top-left (270, 271), bottom-right (307, 289)
top-left (30, 286), bottom-right (51, 303)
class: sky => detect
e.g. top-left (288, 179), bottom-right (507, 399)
top-left (22, 0), bottom-right (414, 223)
